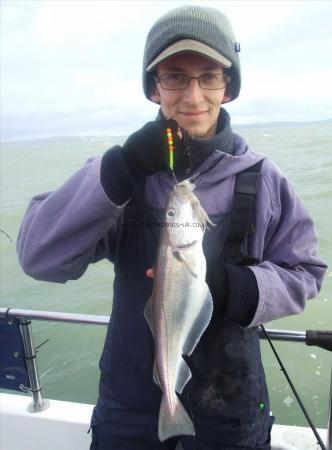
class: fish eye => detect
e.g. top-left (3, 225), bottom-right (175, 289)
top-left (167, 208), bottom-right (176, 217)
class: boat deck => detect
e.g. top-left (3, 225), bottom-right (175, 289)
top-left (1, 392), bottom-right (327, 450)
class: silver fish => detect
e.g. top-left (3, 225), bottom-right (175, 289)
top-left (175, 440), bottom-right (184, 450)
top-left (144, 180), bottom-right (214, 442)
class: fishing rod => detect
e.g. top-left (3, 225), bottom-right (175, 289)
top-left (261, 325), bottom-right (327, 450)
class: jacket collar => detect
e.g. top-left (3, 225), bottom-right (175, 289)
top-left (156, 108), bottom-right (234, 179)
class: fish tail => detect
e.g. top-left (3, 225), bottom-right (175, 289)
top-left (158, 394), bottom-right (195, 441)
top-left (175, 440), bottom-right (184, 450)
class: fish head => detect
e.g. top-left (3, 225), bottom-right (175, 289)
top-left (165, 180), bottom-right (213, 248)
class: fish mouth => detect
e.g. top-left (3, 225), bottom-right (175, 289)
top-left (173, 240), bottom-right (197, 249)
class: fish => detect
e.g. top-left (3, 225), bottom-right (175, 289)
top-left (175, 440), bottom-right (184, 450)
top-left (144, 180), bottom-right (214, 442)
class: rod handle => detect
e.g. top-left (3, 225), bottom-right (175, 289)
top-left (306, 330), bottom-right (332, 352)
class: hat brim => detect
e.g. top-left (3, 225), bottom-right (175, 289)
top-left (146, 39), bottom-right (232, 72)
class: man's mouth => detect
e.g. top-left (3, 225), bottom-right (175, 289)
top-left (180, 111), bottom-right (208, 116)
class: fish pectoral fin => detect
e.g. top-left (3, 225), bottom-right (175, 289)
top-left (183, 288), bottom-right (213, 356)
top-left (143, 296), bottom-right (154, 339)
top-left (172, 250), bottom-right (198, 278)
top-left (175, 357), bottom-right (192, 394)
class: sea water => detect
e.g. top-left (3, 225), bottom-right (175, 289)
top-left (1, 120), bottom-right (331, 428)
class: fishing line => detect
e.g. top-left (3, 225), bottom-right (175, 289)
top-left (261, 325), bottom-right (327, 450)
top-left (0, 229), bottom-right (13, 242)
top-left (165, 121), bottom-right (198, 449)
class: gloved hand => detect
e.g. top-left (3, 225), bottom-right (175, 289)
top-left (122, 119), bottom-right (189, 180)
top-left (206, 256), bottom-right (259, 325)
top-left (100, 119), bottom-right (190, 205)
top-left (206, 259), bottom-right (229, 314)
top-left (204, 226), bottom-right (257, 320)
top-left (204, 226), bottom-right (229, 314)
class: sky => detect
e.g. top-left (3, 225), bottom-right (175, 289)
top-left (1, 0), bottom-right (332, 141)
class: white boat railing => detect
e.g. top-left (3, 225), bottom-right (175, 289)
top-left (0, 307), bottom-right (331, 450)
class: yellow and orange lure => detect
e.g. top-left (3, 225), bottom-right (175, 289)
top-left (166, 127), bottom-right (174, 170)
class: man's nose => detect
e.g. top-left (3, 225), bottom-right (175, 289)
top-left (182, 78), bottom-right (204, 103)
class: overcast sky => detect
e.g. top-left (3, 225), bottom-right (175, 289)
top-left (1, 0), bottom-right (332, 141)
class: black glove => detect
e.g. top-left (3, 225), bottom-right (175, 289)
top-left (122, 119), bottom-right (189, 180)
top-left (206, 259), bottom-right (229, 314)
top-left (204, 229), bottom-right (259, 324)
top-left (100, 119), bottom-right (190, 205)
top-left (206, 259), bottom-right (259, 326)
top-left (204, 225), bottom-right (229, 314)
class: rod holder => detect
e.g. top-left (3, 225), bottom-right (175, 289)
top-left (19, 320), bottom-right (50, 413)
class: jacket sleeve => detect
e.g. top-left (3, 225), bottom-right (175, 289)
top-left (248, 163), bottom-right (327, 327)
top-left (17, 155), bottom-right (127, 283)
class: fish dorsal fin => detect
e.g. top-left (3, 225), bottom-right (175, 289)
top-left (172, 250), bottom-right (198, 278)
top-left (183, 288), bottom-right (213, 356)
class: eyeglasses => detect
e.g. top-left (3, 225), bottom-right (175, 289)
top-left (154, 73), bottom-right (230, 90)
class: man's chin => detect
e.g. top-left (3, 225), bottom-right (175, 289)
top-left (184, 125), bottom-right (213, 140)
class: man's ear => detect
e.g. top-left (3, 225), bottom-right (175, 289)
top-left (221, 73), bottom-right (232, 104)
top-left (150, 84), bottom-right (161, 104)
top-left (221, 93), bottom-right (232, 104)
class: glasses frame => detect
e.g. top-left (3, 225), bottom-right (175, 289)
top-left (154, 73), bottom-right (231, 91)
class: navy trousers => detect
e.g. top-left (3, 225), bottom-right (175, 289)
top-left (89, 409), bottom-right (273, 450)
top-left (90, 424), bottom-right (272, 450)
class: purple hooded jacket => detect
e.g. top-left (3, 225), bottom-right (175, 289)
top-left (17, 133), bottom-right (327, 327)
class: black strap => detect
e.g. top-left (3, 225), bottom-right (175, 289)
top-left (223, 159), bottom-right (264, 265)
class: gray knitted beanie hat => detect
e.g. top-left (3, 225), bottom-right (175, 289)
top-left (143, 5), bottom-right (241, 102)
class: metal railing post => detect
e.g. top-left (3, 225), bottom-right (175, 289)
top-left (327, 365), bottom-right (332, 450)
top-left (19, 319), bottom-right (50, 412)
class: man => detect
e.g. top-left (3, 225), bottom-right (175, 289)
top-left (17, 5), bottom-right (327, 450)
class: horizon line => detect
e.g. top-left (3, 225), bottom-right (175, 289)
top-left (1, 117), bottom-right (331, 144)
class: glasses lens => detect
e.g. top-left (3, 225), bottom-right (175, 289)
top-left (160, 74), bottom-right (188, 89)
top-left (199, 73), bottom-right (225, 89)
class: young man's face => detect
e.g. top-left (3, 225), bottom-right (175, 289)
top-left (150, 53), bottom-right (231, 139)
